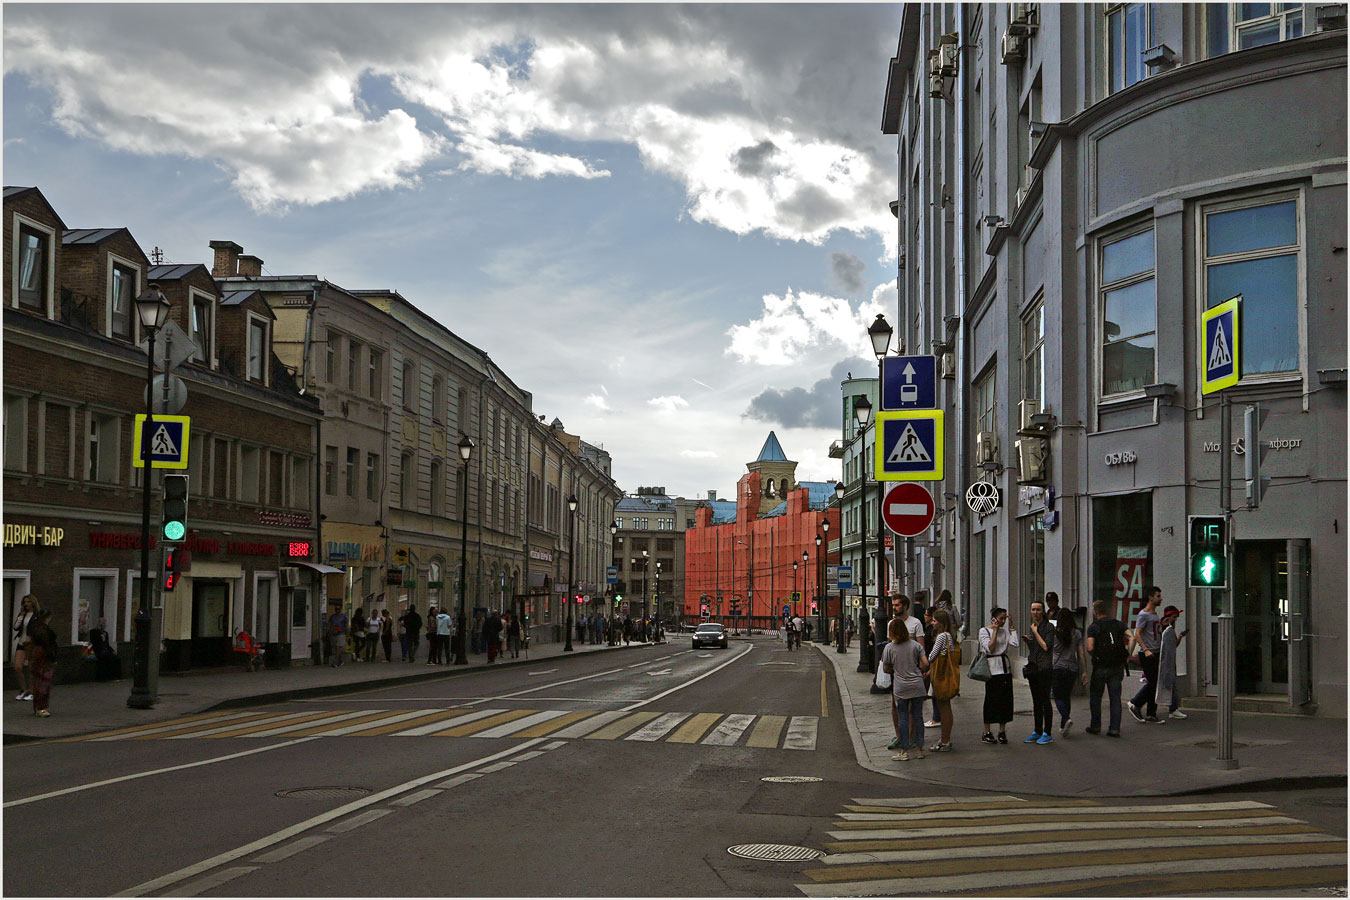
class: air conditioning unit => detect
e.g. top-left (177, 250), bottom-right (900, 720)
top-left (940, 351), bottom-right (956, 379)
top-left (975, 431), bottom-right (999, 465)
top-left (280, 567), bottom-right (301, 588)
top-left (1016, 437), bottom-right (1049, 484)
top-left (1018, 398), bottom-right (1040, 432)
top-left (1009, 3), bottom-right (1039, 36)
top-left (1001, 31), bottom-right (1027, 65)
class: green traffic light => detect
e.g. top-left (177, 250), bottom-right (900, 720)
top-left (1200, 555), bottom-right (1217, 584)
top-left (164, 521), bottom-right (186, 541)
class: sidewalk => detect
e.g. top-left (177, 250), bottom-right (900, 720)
top-left (815, 641), bottom-right (1347, 797)
top-left (3, 637), bottom-right (665, 744)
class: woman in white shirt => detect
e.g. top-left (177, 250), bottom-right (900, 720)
top-left (978, 607), bottom-right (1019, 744)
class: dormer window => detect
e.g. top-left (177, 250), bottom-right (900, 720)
top-left (247, 315), bottom-right (269, 383)
top-left (190, 293), bottom-right (213, 363)
top-left (16, 224), bottom-right (48, 312)
top-left (109, 261), bottom-right (136, 340)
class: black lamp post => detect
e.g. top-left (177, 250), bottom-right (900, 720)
top-left (854, 391), bottom-right (874, 673)
top-left (454, 435), bottom-right (474, 665)
top-left (834, 481), bottom-right (847, 653)
top-left (564, 494), bottom-right (577, 651)
top-left (654, 560), bottom-right (663, 642)
top-left (867, 314), bottom-right (893, 689)
top-left (814, 533), bottom-right (825, 642)
top-left (609, 521), bottom-right (618, 618)
top-left (800, 550), bottom-right (809, 620)
top-left (792, 558), bottom-right (799, 619)
top-left (128, 285), bottom-right (171, 710)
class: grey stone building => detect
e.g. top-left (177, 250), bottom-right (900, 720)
top-left (884, 4), bottom-right (1346, 714)
top-left (613, 486), bottom-right (693, 626)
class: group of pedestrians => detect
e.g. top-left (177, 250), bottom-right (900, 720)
top-left (878, 585), bottom-right (1189, 760)
top-left (325, 604), bottom-right (524, 667)
top-left (783, 614), bottom-right (813, 649)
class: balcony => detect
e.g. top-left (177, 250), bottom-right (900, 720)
top-left (828, 439), bottom-right (846, 459)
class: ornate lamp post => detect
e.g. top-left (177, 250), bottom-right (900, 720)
top-left (609, 521), bottom-right (618, 618)
top-left (814, 533), bottom-right (825, 642)
top-left (800, 550), bottom-right (809, 620)
top-left (654, 560), bottom-right (663, 641)
top-left (867, 313), bottom-right (894, 690)
top-left (854, 392), bottom-right (874, 674)
top-left (453, 435), bottom-right (474, 665)
top-left (792, 558), bottom-right (799, 620)
top-left (834, 482), bottom-right (848, 653)
top-left (128, 286), bottom-right (171, 710)
top-left (564, 494), bottom-right (577, 651)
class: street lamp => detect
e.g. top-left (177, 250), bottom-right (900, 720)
top-left (654, 560), bottom-right (663, 642)
top-left (792, 558), bottom-right (799, 619)
top-left (800, 550), bottom-right (809, 619)
top-left (641, 548), bottom-right (649, 637)
top-left (564, 494), bottom-right (578, 652)
top-left (835, 482), bottom-right (847, 654)
top-left (854, 389), bottom-right (875, 674)
top-left (868, 314), bottom-right (892, 691)
top-left (814, 533), bottom-right (824, 643)
top-left (453, 435), bottom-right (474, 665)
top-left (128, 286), bottom-right (171, 710)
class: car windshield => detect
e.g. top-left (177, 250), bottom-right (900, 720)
top-left (696, 625), bottom-right (722, 633)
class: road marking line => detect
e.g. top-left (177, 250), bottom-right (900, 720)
top-left (346, 709), bottom-right (470, 736)
top-left (820, 671), bottom-right (828, 718)
top-left (4, 736), bottom-right (320, 809)
top-left (431, 709), bottom-right (537, 737)
top-left (72, 710), bottom-right (254, 741)
top-left (434, 773), bottom-right (483, 789)
top-left (203, 710), bottom-right (372, 739)
top-left (326, 809), bottom-right (393, 833)
top-left (251, 836), bottom-right (329, 863)
top-left (103, 711), bottom-right (289, 741)
top-left (851, 795), bottom-right (1025, 807)
top-left (645, 668), bottom-right (674, 675)
top-left (549, 710), bottom-right (629, 738)
top-left (510, 710), bottom-right (594, 737)
top-left (746, 715), bottom-right (787, 748)
top-left (822, 823), bottom-right (1318, 853)
top-left (471, 710), bottom-right (570, 738)
top-left (998, 866), bottom-right (1349, 898)
top-left (395, 709), bottom-right (506, 736)
top-left (830, 809), bottom-right (1290, 830)
top-left (391, 789), bottom-right (441, 807)
top-left (823, 816), bottom-right (1307, 841)
top-left (783, 716), bottom-right (819, 750)
top-left (311, 710), bottom-right (435, 736)
top-left (162, 866), bottom-right (257, 897)
top-left (542, 740), bottom-right (568, 751)
top-left (625, 712), bottom-right (691, 741)
top-left (510, 750), bottom-right (546, 762)
top-left (467, 668), bottom-right (626, 704)
top-left (585, 711), bottom-right (660, 740)
top-left (702, 714), bottom-right (756, 746)
top-left (844, 799), bottom-right (1097, 814)
top-left (667, 712), bottom-right (722, 743)
top-left (478, 761), bottom-right (516, 773)
top-left (834, 800), bottom-right (1275, 822)
top-left (528, 669), bottom-right (559, 676)
top-left (620, 643), bottom-right (752, 711)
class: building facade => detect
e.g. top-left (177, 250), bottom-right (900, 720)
top-left (612, 487), bottom-right (699, 626)
top-left (884, 4), bottom-right (1346, 713)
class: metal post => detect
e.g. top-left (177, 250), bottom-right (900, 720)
top-left (564, 509), bottom-right (574, 652)
top-left (454, 461), bottom-right (470, 665)
top-left (128, 331), bottom-right (157, 709)
top-left (1215, 391), bottom-right (1237, 768)
top-left (857, 479), bottom-right (870, 672)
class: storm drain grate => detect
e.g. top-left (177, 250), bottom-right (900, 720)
top-left (275, 786), bottom-right (371, 800)
top-left (728, 844), bottom-right (824, 862)
top-left (761, 776), bottom-right (823, 784)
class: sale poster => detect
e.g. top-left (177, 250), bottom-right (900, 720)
top-left (1113, 545), bottom-right (1150, 624)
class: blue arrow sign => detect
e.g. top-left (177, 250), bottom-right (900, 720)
top-left (875, 411), bottom-right (944, 481)
top-left (881, 355), bottom-right (938, 411)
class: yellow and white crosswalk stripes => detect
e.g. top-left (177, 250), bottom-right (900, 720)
top-left (68, 707), bottom-right (820, 750)
top-left (793, 795), bottom-right (1347, 897)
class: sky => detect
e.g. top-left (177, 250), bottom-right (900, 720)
top-left (3, 3), bottom-right (902, 500)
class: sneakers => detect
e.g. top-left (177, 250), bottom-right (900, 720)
top-left (1170, 710), bottom-right (1189, 720)
top-left (929, 742), bottom-right (953, 752)
top-left (1107, 730), bottom-right (1121, 737)
top-left (1127, 702), bottom-right (1145, 722)
top-left (1024, 732), bottom-right (1042, 743)
top-left (15, 691), bottom-right (31, 701)
top-left (1036, 733), bottom-right (1054, 744)
top-left (1145, 715), bottom-right (1165, 723)
top-left (924, 720), bottom-right (940, 728)
top-left (35, 709), bottom-right (50, 717)
top-left (997, 732), bottom-right (1008, 744)
top-left (1085, 726), bottom-right (1101, 735)
top-left (911, 748), bottom-right (925, 760)
top-left (981, 732), bottom-right (997, 744)
top-left (887, 736), bottom-right (903, 750)
top-left (892, 749), bottom-right (910, 761)
top-left (1061, 718), bottom-right (1073, 737)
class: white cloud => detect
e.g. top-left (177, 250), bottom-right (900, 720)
top-left (680, 449), bottom-right (718, 459)
top-left (726, 280), bottom-right (889, 366)
top-left (582, 393), bottom-right (611, 412)
top-left (647, 395), bottom-right (689, 414)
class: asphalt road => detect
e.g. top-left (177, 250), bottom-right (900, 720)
top-left (5, 636), bottom-right (1345, 897)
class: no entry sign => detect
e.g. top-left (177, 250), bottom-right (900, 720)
top-left (882, 482), bottom-right (935, 537)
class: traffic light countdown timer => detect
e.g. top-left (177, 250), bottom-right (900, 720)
top-left (1187, 515), bottom-right (1228, 589)
top-left (162, 474), bottom-right (189, 543)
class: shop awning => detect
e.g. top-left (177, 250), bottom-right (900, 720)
top-left (287, 561), bottom-right (344, 575)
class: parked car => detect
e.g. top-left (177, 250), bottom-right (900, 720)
top-left (692, 622), bottom-right (728, 649)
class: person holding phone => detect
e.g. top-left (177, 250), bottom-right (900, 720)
top-left (978, 607), bottom-right (1019, 744)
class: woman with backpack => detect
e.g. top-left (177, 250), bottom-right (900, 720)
top-left (978, 607), bottom-right (1019, 744)
top-left (926, 607), bottom-right (960, 753)
top-left (1049, 607), bottom-right (1090, 739)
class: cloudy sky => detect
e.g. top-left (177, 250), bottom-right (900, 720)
top-left (4, 3), bottom-right (901, 499)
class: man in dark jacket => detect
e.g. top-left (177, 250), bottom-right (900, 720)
top-left (484, 610), bottom-right (503, 663)
top-left (401, 607), bottom-right (422, 662)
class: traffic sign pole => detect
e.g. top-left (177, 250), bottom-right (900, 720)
top-left (1205, 296), bottom-right (1240, 770)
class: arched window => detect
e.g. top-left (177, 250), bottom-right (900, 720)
top-left (432, 375), bottom-right (445, 422)
top-left (780, 478), bottom-right (790, 497)
top-left (402, 361), bottom-right (417, 409)
top-left (429, 460), bottom-right (443, 516)
top-left (400, 451), bottom-right (415, 509)
top-left (427, 559), bottom-right (444, 612)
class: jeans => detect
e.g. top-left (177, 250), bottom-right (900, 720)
top-left (1028, 668), bottom-right (1054, 734)
top-left (895, 695), bottom-right (925, 750)
top-left (1052, 668), bottom-right (1078, 727)
top-left (428, 634), bottom-right (441, 664)
top-left (1131, 653), bottom-right (1160, 718)
top-left (406, 634), bottom-right (420, 661)
top-left (399, 634), bottom-right (410, 661)
top-left (1090, 665), bottom-right (1124, 733)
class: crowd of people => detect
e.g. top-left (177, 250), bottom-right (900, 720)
top-left (876, 585), bottom-right (1187, 759)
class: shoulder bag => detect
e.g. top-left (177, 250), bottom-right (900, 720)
top-left (875, 656), bottom-right (892, 690)
top-left (968, 647), bottom-right (992, 682)
top-left (930, 641), bottom-right (961, 701)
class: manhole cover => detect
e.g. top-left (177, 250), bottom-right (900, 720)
top-left (275, 786), bottom-right (371, 800)
top-left (761, 776), bottom-right (824, 783)
top-left (728, 843), bottom-right (824, 862)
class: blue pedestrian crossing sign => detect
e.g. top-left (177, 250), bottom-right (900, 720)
top-left (132, 415), bottom-right (191, 469)
top-left (881, 355), bottom-right (938, 411)
top-left (1201, 296), bottom-right (1240, 395)
top-left (875, 410), bottom-right (944, 481)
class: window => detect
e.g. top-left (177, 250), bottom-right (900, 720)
top-left (400, 451), bottom-right (415, 509)
top-left (324, 445), bottom-right (337, 496)
top-left (657, 539), bottom-right (674, 553)
top-left (615, 516), bottom-right (624, 529)
top-left (1099, 227), bottom-right (1156, 396)
top-left (269, 450), bottom-right (285, 506)
top-left (190, 294), bottom-right (213, 363)
top-left (366, 452), bottom-right (379, 501)
top-left (430, 461), bottom-right (443, 516)
top-left (86, 413), bottom-right (118, 483)
top-left (402, 361), bottom-right (417, 409)
top-left (1105, 3), bottom-right (1149, 94)
top-left (75, 572), bottom-right (117, 644)
top-left (1021, 297), bottom-right (1045, 412)
top-left (325, 331), bottom-right (337, 384)
top-left (239, 446), bottom-right (260, 503)
top-left (247, 317), bottom-right (268, 382)
top-left (347, 340), bottom-right (362, 392)
top-left (109, 262), bottom-right (136, 340)
top-left (1202, 195), bottom-right (1301, 377)
top-left (1232, 2), bottom-right (1304, 50)
top-left (291, 456), bottom-right (310, 509)
top-left (367, 349), bottom-right (382, 399)
top-left (16, 224), bottom-right (48, 312)
top-left (4, 395), bottom-right (28, 471)
top-left (345, 447), bottom-right (358, 497)
top-left (432, 376), bottom-right (445, 423)
top-left (212, 437), bottom-right (231, 498)
top-left (254, 577), bottom-right (275, 642)
top-left (974, 369), bottom-right (997, 437)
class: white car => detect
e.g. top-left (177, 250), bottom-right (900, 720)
top-left (692, 623), bottom-right (729, 649)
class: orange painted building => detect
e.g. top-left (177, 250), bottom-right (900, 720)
top-left (683, 433), bottom-right (840, 631)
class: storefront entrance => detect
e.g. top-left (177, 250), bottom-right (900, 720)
top-left (1208, 539), bottom-right (1311, 701)
top-left (191, 581), bottom-right (230, 667)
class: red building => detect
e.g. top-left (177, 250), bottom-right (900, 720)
top-left (683, 433), bottom-right (840, 632)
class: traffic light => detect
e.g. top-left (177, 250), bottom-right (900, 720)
top-left (1188, 515), bottom-right (1228, 588)
top-left (701, 603), bottom-right (710, 617)
top-left (162, 474), bottom-right (188, 543)
top-left (164, 546), bottom-right (186, 590)
top-left (810, 599), bottom-right (819, 614)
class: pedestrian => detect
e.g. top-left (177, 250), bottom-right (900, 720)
top-left (803, 619), bottom-right (812, 642)
top-left (934, 588), bottom-right (962, 636)
top-left (484, 609), bottom-right (503, 663)
top-left (11, 595), bottom-right (37, 701)
top-left (1157, 605), bottom-right (1189, 721)
top-left (926, 607), bottom-right (960, 753)
top-left (893, 594), bottom-right (924, 642)
top-left (845, 616), bottom-right (855, 649)
top-left (1128, 586), bottom-right (1165, 723)
top-left (882, 616), bottom-right (929, 762)
top-left (593, 614), bottom-right (604, 645)
top-left (471, 613), bottom-right (484, 655)
top-left (1049, 606), bottom-right (1089, 739)
top-left (380, 609), bottom-right (394, 662)
top-left (919, 604), bottom-right (940, 728)
top-left (328, 604), bottom-right (348, 667)
top-left (437, 607), bottom-right (455, 664)
top-left (1024, 599), bottom-right (1055, 744)
top-left (89, 617), bottom-right (120, 681)
top-left (363, 609), bottom-right (382, 662)
top-left (641, 617), bottom-right (650, 643)
top-left (785, 615), bottom-right (799, 650)
top-left (351, 607), bottom-right (367, 661)
top-left (402, 607), bottom-right (422, 662)
top-left (425, 606), bottom-right (441, 665)
top-left (978, 607), bottom-right (1019, 744)
top-left (26, 609), bottom-right (56, 717)
top-left (1085, 598), bottom-right (1129, 736)
top-left (1044, 591), bottom-right (1062, 625)
top-left (506, 612), bottom-right (522, 658)
top-left (622, 616), bottom-right (633, 645)
top-left (577, 614), bottom-right (587, 644)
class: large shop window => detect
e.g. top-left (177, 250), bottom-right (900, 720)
top-left (75, 572), bottom-right (117, 644)
top-left (1092, 493), bottom-right (1153, 624)
top-left (1203, 195), bottom-right (1301, 378)
top-left (1099, 227), bottom-right (1156, 397)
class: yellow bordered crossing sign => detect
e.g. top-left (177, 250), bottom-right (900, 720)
top-left (1201, 295), bottom-right (1240, 395)
top-left (874, 410), bottom-right (944, 481)
top-left (132, 414), bottom-right (190, 469)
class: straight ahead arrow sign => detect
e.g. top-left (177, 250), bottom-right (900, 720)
top-left (902, 362), bottom-right (916, 383)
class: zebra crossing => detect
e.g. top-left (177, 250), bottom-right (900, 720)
top-left (793, 795), bottom-right (1348, 896)
top-left (66, 706), bottom-right (820, 750)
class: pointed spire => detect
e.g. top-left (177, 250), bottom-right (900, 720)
top-left (755, 431), bottom-right (789, 463)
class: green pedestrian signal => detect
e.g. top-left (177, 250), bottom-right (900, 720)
top-left (1187, 515), bottom-right (1227, 589)
top-left (162, 474), bottom-right (189, 544)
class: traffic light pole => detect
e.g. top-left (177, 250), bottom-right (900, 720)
top-left (128, 332), bottom-right (157, 710)
top-left (1215, 391), bottom-right (1237, 768)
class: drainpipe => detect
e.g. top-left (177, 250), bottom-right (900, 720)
top-left (954, 8), bottom-right (971, 628)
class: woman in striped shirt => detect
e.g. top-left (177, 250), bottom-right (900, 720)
top-left (927, 608), bottom-right (959, 753)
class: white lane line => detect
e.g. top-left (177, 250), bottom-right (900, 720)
top-left (621, 643), bottom-right (753, 711)
top-left (393, 709), bottom-right (505, 736)
top-left (434, 773), bottom-right (483, 789)
top-left (627, 660), bottom-right (654, 668)
top-left (113, 739), bottom-right (545, 897)
top-left (645, 669), bottom-right (673, 676)
top-left (835, 800), bottom-right (1275, 822)
top-left (528, 669), bottom-right (559, 676)
top-left (326, 808), bottom-right (393, 833)
top-left (162, 866), bottom-right (258, 897)
top-left (542, 740), bottom-right (568, 751)
top-left (234, 710), bottom-right (379, 738)
top-left (391, 789), bottom-right (442, 807)
top-left (165, 711), bottom-right (333, 740)
top-left (5, 736), bottom-right (320, 809)
top-left (87, 710), bottom-right (275, 740)
top-left (851, 795), bottom-right (1023, 807)
top-left (824, 816), bottom-right (1308, 841)
top-left (251, 836), bottom-right (329, 863)
top-left (549, 710), bottom-right (629, 738)
top-left (702, 713), bottom-right (756, 746)
top-left (478, 761), bottom-right (516, 773)
top-left (793, 853), bottom-right (1348, 898)
top-left (471, 710), bottom-right (569, 739)
top-left (820, 831), bottom-right (1338, 865)
top-left (510, 750), bottom-right (546, 762)
top-left (625, 713), bottom-right (690, 741)
top-left (783, 716), bottom-right (819, 751)
top-left (312, 710), bottom-right (433, 736)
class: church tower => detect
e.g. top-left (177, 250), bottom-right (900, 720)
top-left (746, 431), bottom-right (798, 517)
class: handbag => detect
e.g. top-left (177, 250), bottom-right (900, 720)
top-left (1022, 661), bottom-right (1036, 680)
top-left (968, 647), bottom-right (992, 682)
top-left (875, 658), bottom-right (893, 690)
top-left (931, 648), bottom-right (961, 701)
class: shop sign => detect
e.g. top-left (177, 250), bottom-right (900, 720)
top-left (258, 510), bottom-right (312, 529)
top-left (227, 541), bottom-right (276, 556)
top-left (386, 568), bottom-right (403, 585)
top-left (1104, 450), bottom-right (1137, 466)
top-left (965, 481), bottom-right (1001, 517)
top-left (90, 531), bottom-right (153, 550)
top-left (1019, 486), bottom-right (1046, 510)
top-left (325, 541), bottom-right (383, 563)
top-left (1203, 438), bottom-right (1301, 452)
top-left (6, 524), bottom-right (66, 547)
top-left (1113, 544), bottom-right (1149, 623)
top-left (530, 549), bottom-right (553, 562)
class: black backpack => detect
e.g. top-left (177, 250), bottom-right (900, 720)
top-left (1091, 617), bottom-right (1128, 668)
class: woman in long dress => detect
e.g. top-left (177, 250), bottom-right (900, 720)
top-left (978, 607), bottom-right (1019, 744)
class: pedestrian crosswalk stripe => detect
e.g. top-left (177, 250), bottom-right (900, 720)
top-left (842, 799), bottom-right (1099, 814)
top-left (1000, 866), bottom-right (1349, 898)
top-left (397, 709), bottom-right (501, 736)
top-left (626, 712), bottom-right (690, 742)
top-left (783, 716), bottom-right (818, 750)
top-left (109, 711), bottom-right (285, 741)
top-left (158, 711), bottom-right (316, 739)
top-left (830, 808), bottom-right (1289, 830)
top-left (586, 711), bottom-right (660, 740)
top-left (747, 715), bottom-right (787, 748)
top-left (80, 710), bottom-right (248, 741)
top-left (851, 795), bottom-right (1023, 807)
top-left (474, 710), bottom-right (570, 739)
top-left (703, 713), bottom-right (756, 746)
top-left (431, 709), bottom-right (536, 737)
top-left (668, 712), bottom-right (722, 743)
top-left (348, 709), bottom-right (468, 736)
top-left (836, 799), bottom-right (1272, 822)
top-left (511, 710), bottom-right (594, 738)
top-left (823, 822), bottom-right (1318, 852)
top-left (202, 710), bottom-right (373, 738)
top-left (549, 710), bottom-right (630, 739)
top-left (328, 710), bottom-right (444, 735)
top-left (825, 816), bottom-right (1308, 842)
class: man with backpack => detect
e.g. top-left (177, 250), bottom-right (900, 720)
top-left (1085, 598), bottom-right (1129, 736)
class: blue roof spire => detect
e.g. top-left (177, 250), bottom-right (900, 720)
top-left (756, 431), bottom-right (789, 463)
